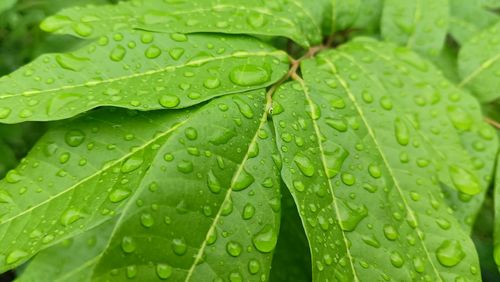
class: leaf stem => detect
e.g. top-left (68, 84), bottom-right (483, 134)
top-left (485, 117), bottom-right (500, 129)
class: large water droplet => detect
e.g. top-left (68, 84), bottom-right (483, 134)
top-left (159, 95), bottom-right (180, 108)
top-left (156, 263), bottom-right (173, 279)
top-left (121, 236), bottom-right (136, 253)
top-left (60, 208), bottom-right (84, 226)
top-left (109, 189), bottom-right (131, 203)
top-left (65, 130), bottom-right (85, 147)
top-left (172, 238), bottom-right (187, 255)
top-left (294, 154), bottom-right (315, 177)
top-left (234, 169), bottom-right (255, 191)
top-left (6, 250), bottom-right (28, 264)
top-left (110, 45), bottom-right (127, 62)
top-left (338, 201), bottom-right (368, 231)
top-left (229, 65), bottom-right (270, 86)
top-left (394, 118), bottom-right (410, 146)
top-left (449, 165), bottom-right (481, 195)
top-left (121, 155), bottom-right (144, 173)
top-left (436, 240), bottom-right (465, 267)
top-left (207, 170), bottom-right (222, 193)
top-left (252, 224), bottom-right (277, 253)
top-left (226, 241), bottom-right (243, 257)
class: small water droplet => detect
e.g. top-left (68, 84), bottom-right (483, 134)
top-left (226, 241), bottom-right (243, 257)
top-left (65, 130), bottom-right (85, 147)
top-left (159, 95), bottom-right (180, 108)
top-left (156, 263), bottom-right (173, 279)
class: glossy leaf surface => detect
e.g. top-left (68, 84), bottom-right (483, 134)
top-left (459, 21), bottom-right (500, 103)
top-left (273, 38), bottom-right (498, 281)
top-left (40, 0), bottom-right (324, 47)
top-left (92, 90), bottom-right (281, 281)
top-left (16, 219), bottom-right (116, 282)
top-left (381, 0), bottom-right (449, 56)
top-left (0, 31), bottom-right (288, 123)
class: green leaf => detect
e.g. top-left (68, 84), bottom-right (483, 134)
top-left (0, 0), bottom-right (15, 14)
top-left (40, 0), bottom-right (323, 47)
top-left (0, 30), bottom-right (288, 123)
top-left (270, 185), bottom-right (311, 282)
top-left (430, 44), bottom-right (460, 83)
top-left (272, 38), bottom-right (496, 280)
top-left (458, 21), bottom-right (500, 103)
top-left (449, 0), bottom-right (499, 45)
top-left (91, 90), bottom-right (281, 281)
top-left (381, 0), bottom-right (449, 56)
top-left (0, 107), bottom-right (192, 272)
top-left (0, 139), bottom-right (16, 179)
top-left (16, 219), bottom-right (116, 282)
top-left (352, 0), bottom-right (383, 34)
top-left (322, 0), bottom-right (361, 34)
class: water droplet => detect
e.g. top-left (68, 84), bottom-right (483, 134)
top-left (229, 65), bottom-right (270, 86)
top-left (5, 170), bottom-right (22, 183)
top-left (368, 164), bottom-right (382, 178)
top-left (390, 251), bottom-right (404, 268)
top-left (339, 201), bottom-right (368, 231)
top-left (65, 130), bottom-right (85, 147)
top-left (248, 259), bottom-right (261, 274)
top-left (177, 160), bottom-right (194, 173)
top-left (156, 263), bottom-right (173, 279)
top-left (169, 48), bottom-right (185, 60)
top-left (242, 203), bottom-right (255, 219)
top-left (60, 208), bottom-right (84, 226)
top-left (341, 173), bottom-right (356, 186)
top-left (252, 224), bottom-right (277, 253)
top-left (226, 241), bottom-right (243, 257)
top-left (326, 118), bottom-right (348, 132)
top-left (204, 77), bottom-right (221, 89)
top-left (0, 107), bottom-right (11, 119)
top-left (234, 169), bottom-right (255, 191)
top-left (72, 22), bottom-right (93, 37)
top-left (383, 225), bottom-right (399, 241)
top-left (436, 240), bottom-right (465, 267)
top-left (140, 213), bottom-right (155, 227)
top-left (233, 97), bottom-right (254, 119)
top-left (447, 106), bottom-right (472, 131)
top-left (210, 128), bottom-right (236, 145)
top-left (109, 189), bottom-right (131, 203)
top-left (145, 45), bottom-right (162, 59)
top-left (294, 154), bottom-right (315, 177)
top-left (121, 155), bottom-right (144, 173)
top-left (126, 265), bottom-right (137, 278)
top-left (172, 238), bottom-right (187, 255)
top-left (184, 127), bottom-right (198, 140)
top-left (159, 95), bottom-right (180, 108)
top-left (449, 165), bottom-right (481, 195)
top-left (170, 33), bottom-right (188, 42)
top-left (6, 250), bottom-right (28, 264)
top-left (121, 236), bottom-right (136, 253)
top-left (110, 45), bottom-right (127, 62)
top-left (247, 12), bottom-right (266, 28)
top-left (207, 170), bottom-right (222, 193)
top-left (380, 96), bottom-right (393, 110)
top-left (394, 118), bottom-right (410, 146)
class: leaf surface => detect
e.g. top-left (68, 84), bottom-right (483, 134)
top-left (0, 0), bottom-right (15, 14)
top-left (272, 38), bottom-right (497, 280)
top-left (16, 219), bottom-right (116, 282)
top-left (449, 0), bottom-right (499, 45)
top-left (458, 21), bottom-right (500, 103)
top-left (40, 0), bottom-right (323, 47)
top-left (0, 107), bottom-right (192, 272)
top-left (0, 30), bottom-right (288, 123)
top-left (381, 0), bottom-right (449, 56)
top-left (91, 90), bottom-right (282, 281)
